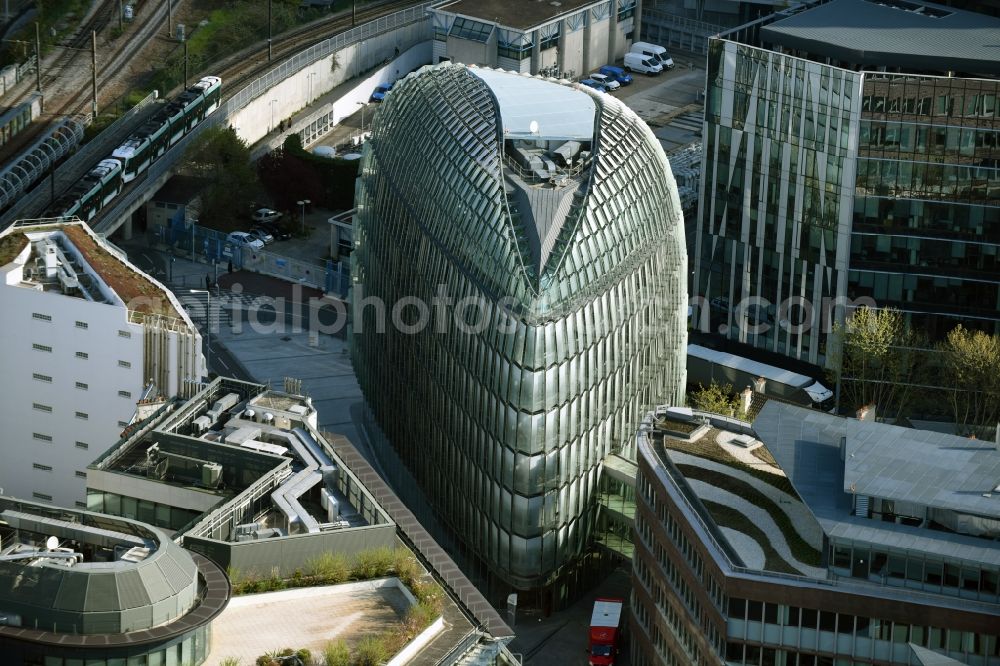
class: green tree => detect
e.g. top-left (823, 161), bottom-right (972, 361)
top-left (183, 125), bottom-right (259, 231)
top-left (828, 306), bottom-right (923, 422)
top-left (939, 325), bottom-right (1000, 436)
top-left (689, 381), bottom-right (747, 420)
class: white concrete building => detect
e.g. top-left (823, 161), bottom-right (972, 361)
top-left (429, 0), bottom-right (641, 77)
top-left (0, 220), bottom-right (204, 508)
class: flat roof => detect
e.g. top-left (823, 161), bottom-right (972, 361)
top-left (760, 0), bottom-right (1000, 75)
top-left (433, 0), bottom-right (599, 31)
top-left (754, 401), bottom-right (1000, 567)
top-left (208, 583), bottom-right (411, 664)
top-left (470, 67), bottom-right (596, 140)
top-left (844, 419), bottom-right (1000, 519)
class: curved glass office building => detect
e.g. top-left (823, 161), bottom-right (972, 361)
top-left (351, 63), bottom-right (687, 593)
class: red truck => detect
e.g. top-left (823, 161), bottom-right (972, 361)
top-left (588, 597), bottom-right (624, 665)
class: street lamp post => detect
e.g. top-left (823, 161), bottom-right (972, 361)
top-left (356, 101), bottom-right (366, 141)
top-left (189, 289), bottom-right (211, 377)
top-left (270, 99), bottom-right (278, 133)
top-left (297, 199), bottom-right (311, 235)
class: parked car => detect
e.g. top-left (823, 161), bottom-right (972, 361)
top-left (258, 221), bottom-right (291, 240)
top-left (370, 82), bottom-right (393, 103)
top-left (630, 41), bottom-right (675, 70)
top-left (580, 78), bottom-right (609, 93)
top-left (589, 72), bottom-right (620, 91)
top-left (224, 231), bottom-right (265, 256)
top-left (249, 227), bottom-right (274, 245)
top-left (252, 207), bottom-right (282, 224)
top-left (599, 65), bottom-right (632, 86)
top-left (623, 52), bottom-right (662, 75)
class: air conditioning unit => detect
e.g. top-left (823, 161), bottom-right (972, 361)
top-left (201, 462), bottom-right (222, 488)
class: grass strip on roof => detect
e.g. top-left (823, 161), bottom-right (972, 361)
top-left (660, 433), bottom-right (799, 497)
top-left (61, 224), bottom-right (179, 318)
top-left (0, 233), bottom-right (28, 267)
top-left (700, 499), bottom-right (801, 576)
top-left (678, 463), bottom-right (822, 567)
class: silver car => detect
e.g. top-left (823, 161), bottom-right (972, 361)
top-left (589, 73), bottom-right (620, 91)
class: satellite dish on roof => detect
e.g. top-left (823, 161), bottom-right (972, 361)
top-left (46, 536), bottom-right (59, 550)
top-left (529, 120), bottom-right (539, 134)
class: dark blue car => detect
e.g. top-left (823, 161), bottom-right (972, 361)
top-left (370, 82), bottom-right (393, 103)
top-left (599, 65), bottom-right (633, 86)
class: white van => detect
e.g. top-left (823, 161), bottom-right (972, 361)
top-left (624, 52), bottom-right (663, 75)
top-left (630, 41), bottom-right (674, 70)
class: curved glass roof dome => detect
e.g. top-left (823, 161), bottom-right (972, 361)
top-left (0, 499), bottom-right (200, 635)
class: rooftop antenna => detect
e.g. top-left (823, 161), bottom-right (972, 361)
top-left (529, 120), bottom-right (539, 135)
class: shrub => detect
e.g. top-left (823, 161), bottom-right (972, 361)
top-left (354, 635), bottom-right (390, 666)
top-left (392, 549), bottom-right (421, 587)
top-left (322, 640), bottom-right (351, 666)
top-left (219, 658), bottom-right (242, 666)
top-left (407, 599), bottom-right (441, 630)
top-left (306, 552), bottom-right (350, 584)
top-left (352, 547), bottom-right (393, 579)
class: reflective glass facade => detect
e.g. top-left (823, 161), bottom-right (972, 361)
top-left (694, 35), bottom-right (1000, 367)
top-left (351, 63), bottom-right (687, 590)
top-left (850, 74), bottom-right (1000, 340)
top-left (695, 39), bottom-right (861, 366)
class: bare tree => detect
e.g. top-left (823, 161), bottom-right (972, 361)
top-left (829, 306), bottom-right (922, 422)
top-left (939, 325), bottom-right (1000, 436)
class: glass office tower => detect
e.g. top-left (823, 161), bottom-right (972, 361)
top-left (351, 63), bottom-right (687, 595)
top-left (692, 0), bottom-right (1000, 368)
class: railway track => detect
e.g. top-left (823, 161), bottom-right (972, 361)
top-left (4, 0), bottom-right (422, 169)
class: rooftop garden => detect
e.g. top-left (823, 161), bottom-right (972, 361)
top-left (658, 426), bottom-right (800, 499)
top-left (226, 546), bottom-right (444, 666)
top-left (701, 500), bottom-right (801, 576)
top-left (0, 232), bottom-right (28, 267)
top-left (677, 463), bottom-right (822, 567)
top-left (60, 224), bottom-right (181, 318)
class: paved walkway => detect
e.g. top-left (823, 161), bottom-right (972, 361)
top-left (688, 479), bottom-right (827, 578)
top-left (719, 527), bottom-right (766, 570)
top-left (670, 449), bottom-right (825, 550)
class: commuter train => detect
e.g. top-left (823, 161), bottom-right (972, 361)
top-left (44, 76), bottom-right (222, 220)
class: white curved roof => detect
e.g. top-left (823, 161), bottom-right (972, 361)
top-left (469, 67), bottom-right (595, 141)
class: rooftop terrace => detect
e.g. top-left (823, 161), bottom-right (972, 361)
top-left (1, 220), bottom-right (182, 319)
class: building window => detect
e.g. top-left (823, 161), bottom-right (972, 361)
top-left (32, 373), bottom-right (52, 383)
top-left (33, 433), bottom-right (52, 442)
top-left (76, 351), bottom-right (89, 359)
top-left (76, 382), bottom-right (88, 390)
top-left (449, 17), bottom-right (493, 43)
top-left (32, 403), bottom-right (52, 413)
top-left (75, 471), bottom-right (87, 478)
top-left (75, 441), bottom-right (89, 449)
top-left (75, 411), bottom-right (89, 420)
top-left (32, 463), bottom-right (52, 471)
top-left (33, 343), bottom-right (52, 352)
top-left (32, 312), bottom-right (52, 322)
top-left (76, 321), bottom-right (88, 329)
top-left (32, 492), bottom-right (52, 502)
top-left (118, 330), bottom-right (131, 338)
top-left (118, 390), bottom-right (132, 398)
top-left (118, 360), bottom-right (132, 368)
